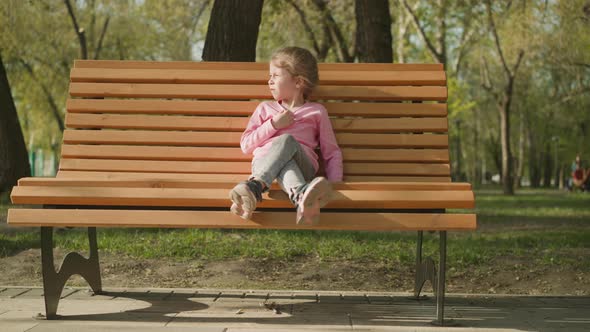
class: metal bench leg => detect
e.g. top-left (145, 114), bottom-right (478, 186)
top-left (40, 226), bottom-right (103, 320)
top-left (412, 230), bottom-right (436, 299)
top-left (431, 230), bottom-right (456, 326)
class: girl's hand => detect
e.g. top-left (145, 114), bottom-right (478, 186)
top-left (271, 109), bottom-right (295, 129)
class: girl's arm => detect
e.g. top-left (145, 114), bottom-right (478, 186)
top-left (318, 107), bottom-right (343, 182)
top-left (240, 103), bottom-right (278, 155)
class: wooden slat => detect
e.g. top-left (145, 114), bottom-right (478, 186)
top-left (69, 83), bottom-right (447, 101)
top-left (58, 158), bottom-right (450, 176)
top-left (344, 175), bottom-right (450, 182)
top-left (7, 209), bottom-right (475, 231)
top-left (59, 159), bottom-right (250, 174)
top-left (66, 113), bottom-right (250, 131)
top-left (17, 177), bottom-right (471, 191)
top-left (61, 145), bottom-right (248, 161)
top-left (63, 129), bottom-right (241, 146)
top-left (10, 186), bottom-right (475, 209)
top-left (65, 113), bottom-right (449, 133)
top-left (70, 68), bottom-right (446, 86)
top-left (344, 163), bottom-right (449, 176)
top-left (56, 171), bottom-right (250, 182)
top-left (60, 145), bottom-right (450, 163)
top-left (55, 170), bottom-right (452, 183)
top-left (74, 60), bottom-right (445, 72)
top-left (62, 130), bottom-right (449, 148)
top-left (66, 99), bottom-right (448, 117)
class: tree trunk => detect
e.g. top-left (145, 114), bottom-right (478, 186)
top-left (202, 0), bottom-right (264, 61)
top-left (526, 113), bottom-right (541, 187)
top-left (473, 108), bottom-right (482, 186)
top-left (355, 0), bottom-right (393, 63)
top-left (452, 120), bottom-right (463, 181)
top-left (0, 53), bottom-right (31, 193)
top-left (487, 132), bottom-right (502, 179)
top-left (528, 141), bottom-right (541, 188)
top-left (542, 144), bottom-right (552, 187)
top-left (499, 100), bottom-right (514, 194)
top-left (515, 109), bottom-right (525, 188)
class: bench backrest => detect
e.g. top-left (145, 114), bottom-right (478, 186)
top-left (61, 61), bottom-right (450, 182)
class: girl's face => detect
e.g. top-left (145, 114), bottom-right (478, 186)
top-left (268, 61), bottom-right (301, 102)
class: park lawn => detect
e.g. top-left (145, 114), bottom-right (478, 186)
top-left (1, 187), bottom-right (589, 271)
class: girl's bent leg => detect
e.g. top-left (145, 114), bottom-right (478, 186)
top-left (251, 134), bottom-right (310, 191)
top-left (277, 159), bottom-right (314, 205)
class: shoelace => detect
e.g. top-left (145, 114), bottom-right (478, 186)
top-left (290, 183), bottom-right (310, 207)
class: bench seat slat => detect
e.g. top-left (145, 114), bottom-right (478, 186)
top-left (54, 171), bottom-right (452, 183)
top-left (70, 68), bottom-right (446, 86)
top-left (62, 130), bottom-right (449, 148)
top-left (67, 99), bottom-right (448, 118)
top-left (65, 113), bottom-right (449, 133)
top-left (60, 145), bottom-right (450, 163)
top-left (74, 60), bottom-right (444, 71)
top-left (10, 186), bottom-right (475, 209)
top-left (69, 83), bottom-right (447, 101)
top-left (16, 177), bottom-right (471, 191)
top-left (58, 158), bottom-right (451, 176)
top-left (8, 208), bottom-right (475, 231)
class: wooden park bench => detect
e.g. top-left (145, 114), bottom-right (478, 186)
top-left (8, 60), bottom-right (476, 326)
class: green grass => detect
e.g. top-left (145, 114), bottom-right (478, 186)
top-left (1, 187), bottom-right (589, 270)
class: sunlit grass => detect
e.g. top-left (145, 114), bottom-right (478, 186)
top-left (1, 187), bottom-right (589, 270)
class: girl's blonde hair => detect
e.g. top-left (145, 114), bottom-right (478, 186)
top-left (270, 46), bottom-right (319, 100)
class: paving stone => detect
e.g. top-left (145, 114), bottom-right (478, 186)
top-left (0, 310), bottom-right (41, 332)
top-left (65, 288), bottom-right (115, 300)
top-left (0, 287), bottom-right (588, 331)
top-left (0, 288), bottom-right (32, 298)
top-left (28, 325), bottom-right (225, 332)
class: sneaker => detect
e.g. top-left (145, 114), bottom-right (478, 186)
top-left (295, 177), bottom-right (332, 225)
top-left (229, 179), bottom-right (264, 220)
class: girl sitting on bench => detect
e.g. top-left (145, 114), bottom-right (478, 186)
top-left (229, 46), bottom-right (343, 225)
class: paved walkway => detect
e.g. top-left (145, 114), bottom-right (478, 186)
top-left (0, 286), bottom-right (588, 331)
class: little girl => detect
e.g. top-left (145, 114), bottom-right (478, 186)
top-left (229, 46), bottom-right (343, 225)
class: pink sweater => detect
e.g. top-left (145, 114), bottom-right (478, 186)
top-left (240, 100), bottom-right (343, 182)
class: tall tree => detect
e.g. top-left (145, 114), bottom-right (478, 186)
top-left (481, 0), bottom-right (525, 195)
top-left (0, 52), bottom-right (30, 193)
top-left (355, 0), bottom-right (393, 62)
top-left (202, 0), bottom-right (264, 61)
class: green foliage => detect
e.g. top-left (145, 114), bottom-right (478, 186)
top-left (1, 0), bottom-right (588, 187)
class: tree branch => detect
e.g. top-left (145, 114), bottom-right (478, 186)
top-left (396, 0), bottom-right (420, 63)
top-left (400, 0), bottom-right (442, 63)
top-left (480, 55), bottom-right (500, 100)
top-left (64, 0), bottom-right (87, 59)
top-left (485, 0), bottom-right (510, 78)
top-left (511, 49), bottom-right (525, 78)
top-left (93, 16), bottom-right (110, 60)
top-left (312, 0), bottom-right (353, 62)
top-left (572, 62), bottom-right (590, 68)
top-left (286, 0), bottom-right (322, 58)
top-left (454, 27), bottom-right (475, 75)
top-left (18, 59), bottom-right (64, 132)
top-left (189, 0), bottom-right (211, 37)
top-left (453, 8), bottom-right (477, 75)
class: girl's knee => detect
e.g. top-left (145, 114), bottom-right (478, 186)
top-left (275, 134), bottom-right (296, 146)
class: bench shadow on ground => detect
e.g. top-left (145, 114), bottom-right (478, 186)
top-left (55, 290), bottom-right (589, 330)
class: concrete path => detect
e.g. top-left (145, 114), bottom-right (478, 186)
top-left (0, 286), bottom-right (588, 331)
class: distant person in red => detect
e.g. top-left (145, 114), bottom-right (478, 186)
top-left (570, 154), bottom-right (590, 192)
